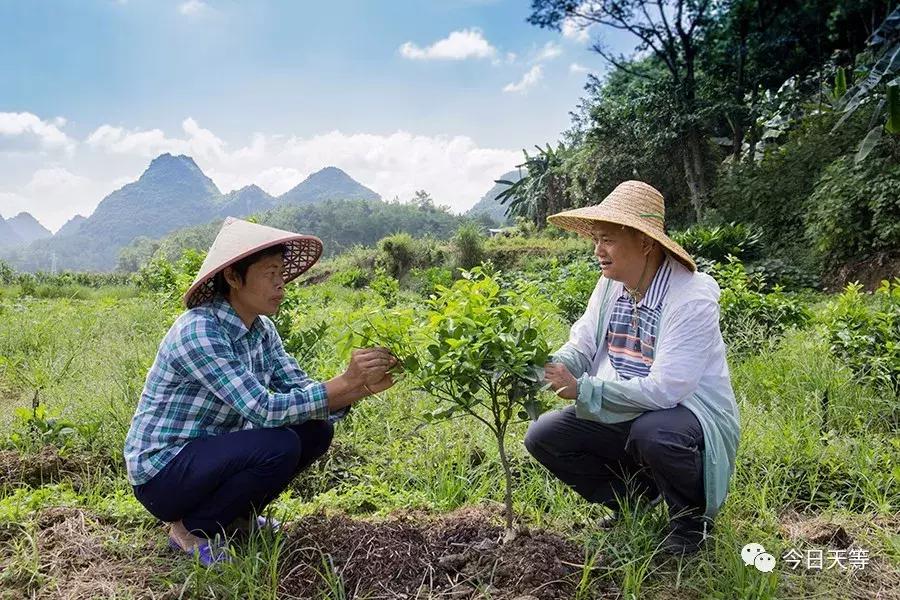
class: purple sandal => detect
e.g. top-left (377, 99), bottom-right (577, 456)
top-left (168, 536), bottom-right (230, 567)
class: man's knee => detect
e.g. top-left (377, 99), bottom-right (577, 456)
top-left (626, 409), bottom-right (701, 468)
top-left (524, 412), bottom-right (557, 460)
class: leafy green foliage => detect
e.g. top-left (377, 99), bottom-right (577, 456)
top-left (376, 233), bottom-right (419, 280)
top-left (331, 266), bottom-right (371, 289)
top-left (407, 266), bottom-right (453, 298)
top-left (710, 258), bottom-right (811, 356)
top-left (9, 405), bottom-right (79, 451)
top-left (819, 279), bottom-right (899, 390)
top-left (671, 223), bottom-right (763, 263)
top-left (345, 268), bottom-right (556, 529)
top-left (451, 223), bottom-right (486, 271)
top-left (369, 270), bottom-right (400, 308)
top-left (805, 155), bottom-right (900, 262)
top-left (524, 258), bottom-right (599, 323)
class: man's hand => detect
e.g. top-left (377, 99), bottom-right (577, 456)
top-left (544, 362), bottom-right (578, 400)
top-left (344, 347), bottom-right (397, 387)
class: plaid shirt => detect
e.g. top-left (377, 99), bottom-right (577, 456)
top-left (124, 297), bottom-right (328, 486)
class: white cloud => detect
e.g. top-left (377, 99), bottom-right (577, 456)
top-left (399, 28), bottom-right (497, 61)
top-left (0, 112), bottom-right (76, 154)
top-left (535, 42), bottom-right (562, 62)
top-left (178, 0), bottom-right (210, 16)
top-left (77, 119), bottom-right (521, 216)
top-left (503, 65), bottom-right (543, 93)
top-left (86, 118), bottom-right (227, 160)
top-left (0, 168), bottom-right (119, 232)
top-left (569, 62), bottom-right (591, 74)
top-left (562, 16), bottom-right (592, 43)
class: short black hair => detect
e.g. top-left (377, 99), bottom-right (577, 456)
top-left (212, 243), bottom-right (286, 298)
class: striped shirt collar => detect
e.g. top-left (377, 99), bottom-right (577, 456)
top-left (618, 255), bottom-right (672, 310)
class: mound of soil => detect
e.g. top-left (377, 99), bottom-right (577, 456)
top-left (0, 446), bottom-right (78, 488)
top-left (0, 507), bottom-right (170, 600)
top-left (0, 446), bottom-right (116, 489)
top-left (279, 506), bottom-right (600, 599)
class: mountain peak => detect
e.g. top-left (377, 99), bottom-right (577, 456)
top-left (6, 212), bottom-right (52, 244)
top-left (279, 166), bottom-right (380, 205)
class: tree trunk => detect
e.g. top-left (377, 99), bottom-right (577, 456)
top-left (495, 430), bottom-right (515, 533)
top-left (682, 128), bottom-right (709, 221)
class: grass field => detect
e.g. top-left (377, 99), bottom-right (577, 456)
top-left (0, 278), bottom-right (897, 599)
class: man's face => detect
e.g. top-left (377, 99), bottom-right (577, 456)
top-left (228, 253), bottom-right (285, 316)
top-left (590, 224), bottom-right (646, 283)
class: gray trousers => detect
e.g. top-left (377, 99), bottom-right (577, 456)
top-left (524, 404), bottom-right (706, 526)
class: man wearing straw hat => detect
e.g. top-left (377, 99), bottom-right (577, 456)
top-left (124, 217), bottom-right (396, 565)
top-left (524, 181), bottom-right (740, 554)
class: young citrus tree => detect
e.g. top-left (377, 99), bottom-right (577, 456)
top-left (347, 268), bottom-right (555, 531)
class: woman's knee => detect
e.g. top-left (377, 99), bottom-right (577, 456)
top-left (303, 419), bottom-right (334, 460)
top-left (267, 427), bottom-right (304, 469)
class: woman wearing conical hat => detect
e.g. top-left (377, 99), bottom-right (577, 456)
top-left (524, 181), bottom-right (740, 554)
top-left (124, 217), bottom-right (396, 565)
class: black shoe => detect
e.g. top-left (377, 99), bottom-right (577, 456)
top-left (661, 517), bottom-right (712, 555)
top-left (598, 493), bottom-right (663, 528)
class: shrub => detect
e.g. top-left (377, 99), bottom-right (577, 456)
top-left (710, 257), bottom-right (811, 357)
top-left (408, 266), bottom-right (453, 297)
top-left (452, 223), bottom-right (486, 270)
top-left (524, 258), bottom-right (600, 323)
top-left (805, 155), bottom-right (900, 263)
top-left (370, 269), bottom-right (400, 307)
top-left (818, 279), bottom-right (899, 391)
top-left (670, 222), bottom-right (763, 263)
top-left (377, 232), bottom-right (419, 280)
top-left (332, 266), bottom-right (371, 289)
top-left (346, 268), bottom-right (555, 531)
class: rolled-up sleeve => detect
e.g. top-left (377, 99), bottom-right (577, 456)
top-left (171, 317), bottom-right (329, 427)
top-left (575, 299), bottom-right (720, 422)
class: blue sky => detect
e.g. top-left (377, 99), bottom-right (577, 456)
top-left (1, 0), bottom-right (635, 231)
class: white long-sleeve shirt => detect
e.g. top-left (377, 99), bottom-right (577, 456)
top-left (552, 257), bottom-right (741, 517)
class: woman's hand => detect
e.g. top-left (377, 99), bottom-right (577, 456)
top-left (544, 362), bottom-right (578, 400)
top-left (344, 347), bottom-right (397, 387)
top-left (364, 372), bottom-right (395, 395)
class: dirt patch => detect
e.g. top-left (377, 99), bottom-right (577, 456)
top-left (779, 511), bottom-right (900, 600)
top-left (279, 506), bottom-right (601, 599)
top-left (0, 446), bottom-right (115, 489)
top-left (824, 252), bottom-right (900, 292)
top-left (0, 507), bottom-right (172, 600)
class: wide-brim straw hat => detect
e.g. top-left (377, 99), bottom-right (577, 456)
top-left (547, 180), bottom-right (695, 272)
top-left (183, 216), bottom-right (323, 308)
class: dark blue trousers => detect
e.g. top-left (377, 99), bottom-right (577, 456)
top-left (133, 420), bottom-right (333, 537)
top-left (524, 405), bottom-right (706, 529)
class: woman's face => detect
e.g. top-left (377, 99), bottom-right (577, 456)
top-left (590, 224), bottom-right (647, 284)
top-left (226, 253), bottom-right (286, 317)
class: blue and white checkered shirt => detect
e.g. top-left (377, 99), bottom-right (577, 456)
top-left (124, 296), bottom-right (329, 486)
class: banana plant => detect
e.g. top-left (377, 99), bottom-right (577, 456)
top-left (832, 6), bottom-right (900, 163)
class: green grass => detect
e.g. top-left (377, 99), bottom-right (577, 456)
top-left (0, 280), bottom-right (897, 598)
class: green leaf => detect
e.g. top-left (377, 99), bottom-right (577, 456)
top-left (834, 67), bottom-right (847, 99)
top-left (855, 126), bottom-right (883, 164)
top-left (887, 85), bottom-right (900, 134)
